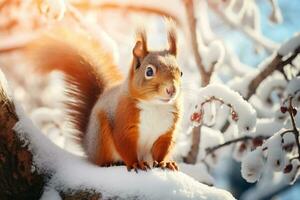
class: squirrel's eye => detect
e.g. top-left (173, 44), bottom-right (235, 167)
top-left (180, 71), bottom-right (183, 77)
top-left (145, 66), bottom-right (156, 79)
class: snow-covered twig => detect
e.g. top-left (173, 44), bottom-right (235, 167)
top-left (183, 0), bottom-right (215, 86)
top-left (205, 136), bottom-right (261, 157)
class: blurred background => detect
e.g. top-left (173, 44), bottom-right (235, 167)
top-left (0, 0), bottom-right (300, 199)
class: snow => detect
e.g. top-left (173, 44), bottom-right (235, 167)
top-left (41, 187), bottom-right (61, 200)
top-left (286, 159), bottom-right (300, 184)
top-left (278, 33), bottom-right (300, 56)
top-left (179, 163), bottom-right (214, 186)
top-left (240, 171), bottom-right (290, 200)
top-left (286, 76), bottom-right (300, 106)
top-left (248, 118), bottom-right (283, 138)
top-left (198, 126), bottom-right (225, 166)
top-left (233, 141), bottom-right (251, 162)
top-left (13, 102), bottom-right (235, 200)
top-left (241, 147), bottom-right (264, 183)
top-left (264, 133), bottom-right (285, 171)
top-left (228, 72), bottom-right (257, 97)
top-left (255, 74), bottom-right (287, 103)
top-left (201, 41), bottom-right (225, 72)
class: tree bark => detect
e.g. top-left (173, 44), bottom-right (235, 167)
top-left (0, 82), bottom-right (45, 200)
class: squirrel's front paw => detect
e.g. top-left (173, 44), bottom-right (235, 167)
top-left (127, 161), bottom-right (151, 173)
top-left (153, 161), bottom-right (179, 171)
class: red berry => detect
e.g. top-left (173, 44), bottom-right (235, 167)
top-left (252, 138), bottom-right (263, 147)
top-left (284, 164), bottom-right (293, 173)
top-left (191, 112), bottom-right (201, 123)
top-left (283, 143), bottom-right (294, 152)
top-left (238, 143), bottom-right (247, 153)
top-left (231, 111), bottom-right (238, 121)
top-left (280, 106), bottom-right (287, 113)
top-left (293, 108), bottom-right (297, 116)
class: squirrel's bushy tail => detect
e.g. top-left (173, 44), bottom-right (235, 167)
top-left (28, 28), bottom-right (122, 139)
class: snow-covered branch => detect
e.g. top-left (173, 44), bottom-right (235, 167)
top-left (208, 0), bottom-right (279, 53)
top-left (246, 35), bottom-right (300, 99)
top-left (183, 0), bottom-right (216, 86)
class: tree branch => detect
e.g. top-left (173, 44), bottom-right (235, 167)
top-left (183, 0), bottom-right (212, 87)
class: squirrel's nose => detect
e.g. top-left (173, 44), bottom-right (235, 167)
top-left (166, 85), bottom-right (176, 97)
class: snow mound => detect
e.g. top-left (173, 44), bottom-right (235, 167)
top-left (13, 103), bottom-right (235, 200)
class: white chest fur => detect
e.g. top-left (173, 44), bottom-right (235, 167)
top-left (137, 102), bottom-right (175, 163)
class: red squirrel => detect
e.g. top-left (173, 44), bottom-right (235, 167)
top-left (29, 26), bottom-right (182, 171)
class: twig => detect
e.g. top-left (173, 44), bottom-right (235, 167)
top-left (205, 135), bottom-right (252, 157)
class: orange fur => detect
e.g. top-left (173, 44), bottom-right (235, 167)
top-left (113, 96), bottom-right (140, 167)
top-left (94, 111), bottom-right (116, 166)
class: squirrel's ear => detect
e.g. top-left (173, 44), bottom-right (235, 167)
top-left (167, 21), bottom-right (177, 56)
top-left (133, 29), bottom-right (148, 60)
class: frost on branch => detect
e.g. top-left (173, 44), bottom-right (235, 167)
top-left (190, 84), bottom-right (256, 133)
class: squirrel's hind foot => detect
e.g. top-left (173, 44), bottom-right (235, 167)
top-left (126, 161), bottom-right (151, 173)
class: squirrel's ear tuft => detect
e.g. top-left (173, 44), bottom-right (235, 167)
top-left (133, 29), bottom-right (148, 59)
top-left (167, 20), bottom-right (177, 56)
